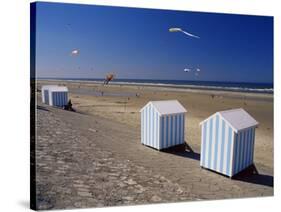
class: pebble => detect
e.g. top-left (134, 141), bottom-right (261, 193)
top-left (77, 191), bottom-right (92, 197)
top-left (122, 196), bottom-right (134, 201)
top-left (151, 195), bottom-right (162, 202)
top-left (125, 179), bottom-right (137, 185)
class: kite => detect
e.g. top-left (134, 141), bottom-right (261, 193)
top-left (169, 27), bottom-right (200, 39)
top-left (104, 73), bottom-right (115, 85)
top-left (71, 49), bottom-right (79, 56)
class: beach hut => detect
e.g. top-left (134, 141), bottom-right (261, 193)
top-left (41, 85), bottom-right (58, 104)
top-left (42, 85), bottom-right (68, 107)
top-left (140, 100), bottom-right (187, 150)
top-left (199, 108), bottom-right (258, 177)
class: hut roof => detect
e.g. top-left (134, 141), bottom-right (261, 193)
top-left (140, 100), bottom-right (187, 116)
top-left (41, 85), bottom-right (59, 90)
top-left (48, 86), bottom-right (68, 92)
top-left (200, 108), bottom-right (258, 132)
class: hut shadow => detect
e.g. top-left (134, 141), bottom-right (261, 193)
top-left (162, 145), bottom-right (273, 187)
top-left (162, 143), bottom-right (200, 161)
top-left (37, 105), bottom-right (49, 111)
top-left (232, 164), bottom-right (273, 187)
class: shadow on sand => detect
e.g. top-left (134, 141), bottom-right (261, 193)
top-left (37, 105), bottom-right (49, 111)
top-left (232, 165), bottom-right (273, 187)
top-left (162, 143), bottom-right (273, 187)
top-left (161, 143), bottom-right (200, 161)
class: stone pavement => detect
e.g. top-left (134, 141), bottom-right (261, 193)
top-left (35, 104), bottom-right (273, 210)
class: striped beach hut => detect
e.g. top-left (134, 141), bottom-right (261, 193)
top-left (140, 100), bottom-right (187, 150)
top-left (199, 108), bottom-right (258, 177)
top-left (41, 85), bottom-right (68, 107)
top-left (41, 85), bottom-right (57, 104)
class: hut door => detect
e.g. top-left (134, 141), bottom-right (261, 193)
top-left (44, 90), bottom-right (49, 104)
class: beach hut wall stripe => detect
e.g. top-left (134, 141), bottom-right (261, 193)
top-left (53, 91), bottom-right (66, 107)
top-left (140, 100), bottom-right (187, 150)
top-left (201, 115), bottom-right (234, 176)
top-left (200, 108), bottom-right (258, 177)
top-left (49, 91), bottom-right (68, 107)
top-left (232, 128), bottom-right (256, 175)
top-left (44, 90), bottom-right (49, 104)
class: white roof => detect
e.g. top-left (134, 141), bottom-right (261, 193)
top-left (41, 85), bottom-right (59, 90)
top-left (140, 100), bottom-right (187, 116)
top-left (48, 86), bottom-right (68, 92)
top-left (200, 108), bottom-right (258, 132)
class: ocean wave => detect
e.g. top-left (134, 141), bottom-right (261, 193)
top-left (109, 81), bottom-right (274, 94)
top-left (39, 78), bottom-right (273, 94)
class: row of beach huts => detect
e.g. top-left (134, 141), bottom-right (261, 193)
top-left (41, 85), bottom-right (258, 178)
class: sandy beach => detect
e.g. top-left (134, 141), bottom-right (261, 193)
top-left (38, 79), bottom-right (273, 169)
top-left (35, 79), bottom-right (273, 209)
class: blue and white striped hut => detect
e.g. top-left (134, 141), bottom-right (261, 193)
top-left (41, 85), bottom-right (57, 104)
top-left (199, 108), bottom-right (258, 177)
top-left (140, 100), bottom-right (187, 150)
top-left (42, 85), bottom-right (68, 107)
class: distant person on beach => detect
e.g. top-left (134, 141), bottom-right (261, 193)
top-left (64, 99), bottom-right (76, 112)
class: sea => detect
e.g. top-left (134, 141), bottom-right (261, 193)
top-left (38, 78), bottom-right (274, 94)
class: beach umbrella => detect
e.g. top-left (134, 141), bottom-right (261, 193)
top-left (169, 27), bottom-right (200, 39)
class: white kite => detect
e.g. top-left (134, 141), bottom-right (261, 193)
top-left (71, 49), bottom-right (79, 56)
top-left (184, 68), bottom-right (191, 72)
top-left (196, 68), bottom-right (201, 72)
top-left (169, 27), bottom-right (200, 39)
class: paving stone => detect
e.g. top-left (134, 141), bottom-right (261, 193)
top-left (77, 191), bottom-right (92, 197)
top-left (35, 103), bottom-right (273, 210)
top-left (151, 195), bottom-right (162, 202)
top-left (125, 179), bottom-right (137, 185)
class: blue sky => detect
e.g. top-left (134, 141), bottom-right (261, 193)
top-left (35, 2), bottom-right (273, 83)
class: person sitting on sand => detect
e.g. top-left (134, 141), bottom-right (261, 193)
top-left (63, 99), bottom-right (76, 112)
top-left (67, 99), bottom-right (72, 108)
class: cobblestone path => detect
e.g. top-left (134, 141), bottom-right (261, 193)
top-left (35, 104), bottom-right (273, 210)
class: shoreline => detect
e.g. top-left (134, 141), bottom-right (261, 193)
top-left (37, 79), bottom-right (273, 101)
top-left (36, 79), bottom-right (274, 94)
